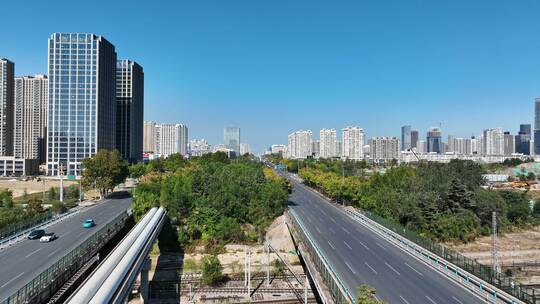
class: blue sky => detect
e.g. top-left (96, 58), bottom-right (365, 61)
top-left (2, 0), bottom-right (540, 153)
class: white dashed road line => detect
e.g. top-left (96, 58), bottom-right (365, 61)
top-left (404, 262), bottom-right (423, 276)
top-left (327, 240), bottom-right (335, 250)
top-left (385, 262), bottom-right (401, 275)
top-left (425, 295), bottom-right (438, 304)
top-left (365, 262), bottom-right (378, 275)
top-left (0, 272), bottom-right (24, 288)
top-left (399, 295), bottom-right (410, 304)
top-left (452, 296), bottom-right (464, 304)
top-left (25, 248), bottom-right (41, 259)
top-left (345, 261), bottom-right (357, 274)
top-left (358, 240), bottom-right (370, 250)
top-left (344, 241), bottom-right (352, 250)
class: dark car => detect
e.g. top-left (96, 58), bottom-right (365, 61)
top-left (28, 229), bottom-right (45, 240)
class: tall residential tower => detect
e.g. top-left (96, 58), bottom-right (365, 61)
top-left (14, 75), bottom-right (48, 162)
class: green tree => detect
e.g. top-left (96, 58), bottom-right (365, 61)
top-left (0, 189), bottom-right (13, 208)
top-left (26, 198), bottom-right (44, 216)
top-left (51, 200), bottom-right (66, 214)
top-left (201, 255), bottom-right (224, 286)
top-left (356, 285), bottom-right (380, 304)
top-left (129, 162), bottom-right (146, 178)
top-left (47, 187), bottom-right (57, 202)
top-left (81, 149), bottom-right (128, 198)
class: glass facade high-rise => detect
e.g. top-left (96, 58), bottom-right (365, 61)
top-left (516, 124), bottom-right (531, 155)
top-left (426, 127), bottom-right (442, 153)
top-left (0, 58), bottom-right (14, 156)
top-left (116, 60), bottom-right (144, 163)
top-left (410, 130), bottom-right (419, 148)
top-left (47, 33), bottom-right (117, 176)
top-left (224, 127), bottom-right (240, 154)
top-left (401, 125), bottom-right (411, 151)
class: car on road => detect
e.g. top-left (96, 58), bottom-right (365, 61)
top-left (83, 219), bottom-right (95, 228)
top-left (27, 229), bottom-right (45, 240)
top-left (39, 232), bottom-right (57, 242)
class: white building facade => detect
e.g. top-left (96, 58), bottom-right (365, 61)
top-left (287, 130), bottom-right (312, 159)
top-left (342, 126), bottom-right (364, 160)
top-left (155, 123), bottom-right (188, 157)
top-left (483, 128), bottom-right (504, 156)
top-left (369, 137), bottom-right (400, 163)
top-left (320, 128), bottom-right (337, 158)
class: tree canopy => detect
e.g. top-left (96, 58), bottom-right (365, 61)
top-left (82, 149), bottom-right (129, 198)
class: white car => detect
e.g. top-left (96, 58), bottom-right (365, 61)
top-left (39, 232), bottom-right (57, 242)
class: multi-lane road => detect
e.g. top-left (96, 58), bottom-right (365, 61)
top-left (0, 197), bottom-right (131, 302)
top-left (288, 177), bottom-right (485, 304)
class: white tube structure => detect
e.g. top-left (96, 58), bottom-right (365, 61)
top-left (68, 207), bottom-right (158, 304)
top-left (89, 207), bottom-right (165, 303)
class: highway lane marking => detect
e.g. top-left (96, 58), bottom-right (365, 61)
top-left (375, 242), bottom-right (387, 251)
top-left (344, 261), bottom-right (357, 274)
top-left (47, 248), bottom-right (62, 257)
top-left (76, 231), bottom-right (86, 237)
top-left (306, 216), bottom-right (312, 223)
top-left (327, 241), bottom-right (336, 250)
top-left (320, 209), bottom-right (327, 216)
top-left (399, 295), bottom-right (410, 304)
top-left (404, 262), bottom-right (423, 276)
top-left (315, 227), bottom-right (322, 234)
top-left (341, 226), bottom-right (351, 234)
top-left (330, 217), bottom-right (337, 223)
top-left (452, 296), bottom-right (464, 304)
top-left (384, 262), bottom-right (401, 275)
top-left (364, 262), bottom-right (377, 274)
top-left (60, 231), bottom-right (71, 237)
top-left (0, 272), bottom-right (24, 288)
top-left (425, 295), bottom-right (438, 304)
top-left (358, 240), bottom-right (370, 250)
top-left (344, 241), bottom-right (352, 250)
top-left (25, 248), bottom-right (42, 258)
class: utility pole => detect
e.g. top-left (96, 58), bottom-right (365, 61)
top-left (266, 243), bottom-right (270, 286)
top-left (492, 211), bottom-right (501, 274)
top-left (59, 164), bottom-right (64, 203)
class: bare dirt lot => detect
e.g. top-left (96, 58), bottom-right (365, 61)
top-left (449, 226), bottom-right (540, 285)
top-left (0, 178), bottom-right (77, 198)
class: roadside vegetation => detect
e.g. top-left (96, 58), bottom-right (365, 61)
top-left (270, 155), bottom-right (540, 243)
top-left (131, 152), bottom-right (289, 252)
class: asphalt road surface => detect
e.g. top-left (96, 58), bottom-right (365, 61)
top-left (0, 197), bottom-right (131, 302)
top-left (289, 178), bottom-right (485, 304)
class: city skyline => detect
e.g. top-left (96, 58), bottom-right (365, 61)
top-left (3, 1), bottom-right (540, 153)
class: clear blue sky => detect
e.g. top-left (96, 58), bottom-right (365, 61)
top-left (3, 0), bottom-right (540, 153)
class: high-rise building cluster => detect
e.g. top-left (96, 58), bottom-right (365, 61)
top-left (143, 121), bottom-right (188, 158)
top-left (282, 127), bottom-right (366, 160)
top-left (1, 33), bottom-right (145, 176)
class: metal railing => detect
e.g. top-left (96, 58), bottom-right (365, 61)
top-left (345, 207), bottom-right (535, 304)
top-left (1, 210), bottom-right (129, 304)
top-left (0, 209), bottom-right (81, 250)
top-left (288, 209), bottom-right (355, 304)
top-left (0, 211), bottom-right (53, 240)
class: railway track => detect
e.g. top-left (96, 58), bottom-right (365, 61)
top-left (182, 287), bottom-right (308, 294)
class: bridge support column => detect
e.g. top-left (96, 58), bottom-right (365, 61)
top-left (140, 257), bottom-right (151, 303)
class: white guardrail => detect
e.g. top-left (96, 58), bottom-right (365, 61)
top-left (0, 208), bottom-right (82, 250)
top-left (343, 207), bottom-right (525, 304)
top-left (289, 208), bottom-right (356, 304)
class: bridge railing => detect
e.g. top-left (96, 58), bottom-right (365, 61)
top-left (288, 209), bottom-right (355, 304)
top-left (346, 207), bottom-right (537, 304)
top-left (0, 211), bottom-right (53, 240)
top-left (2, 210), bottom-right (129, 304)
